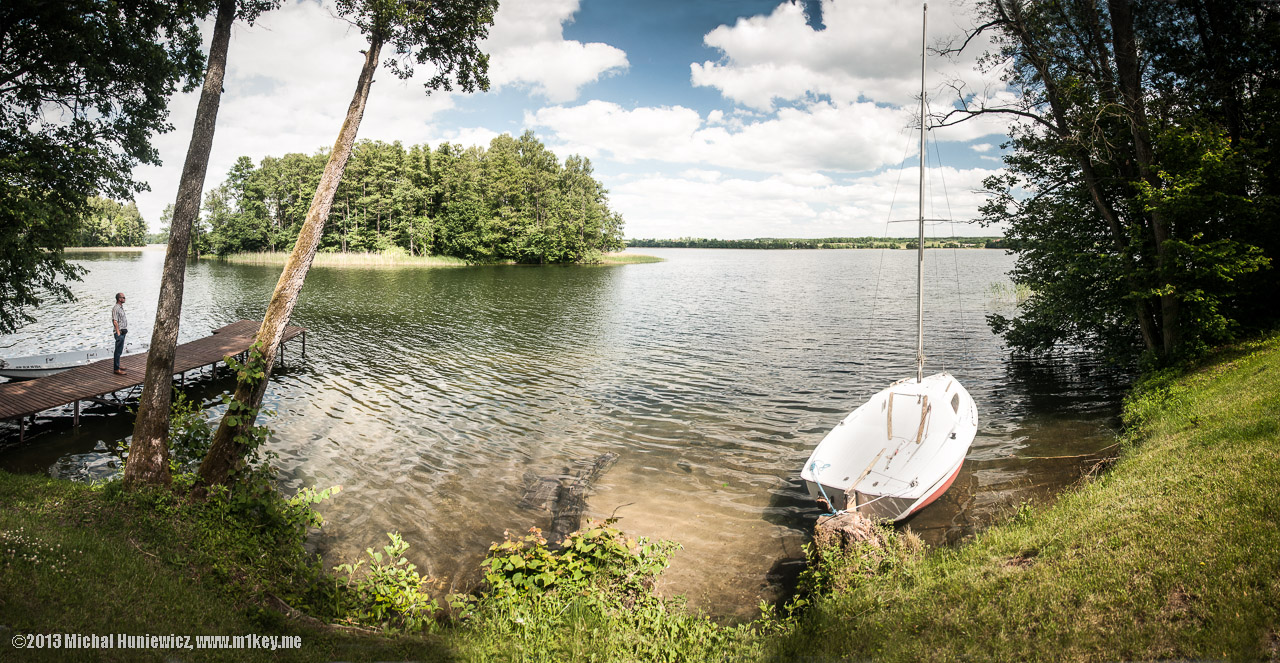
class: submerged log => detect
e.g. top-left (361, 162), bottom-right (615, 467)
top-left (515, 452), bottom-right (619, 548)
top-left (517, 474), bottom-right (561, 511)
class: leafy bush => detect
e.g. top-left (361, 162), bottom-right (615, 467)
top-left (472, 523), bottom-right (677, 606)
top-left (451, 521), bottom-right (749, 662)
top-left (334, 532), bottom-right (439, 631)
top-left (167, 391), bottom-right (214, 472)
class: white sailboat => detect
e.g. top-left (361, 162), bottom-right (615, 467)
top-left (800, 3), bottom-right (978, 522)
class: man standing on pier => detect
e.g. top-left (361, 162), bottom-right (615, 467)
top-left (112, 292), bottom-right (128, 375)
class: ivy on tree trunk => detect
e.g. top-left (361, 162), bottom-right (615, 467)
top-left (124, 0), bottom-right (238, 489)
top-left (198, 42), bottom-right (384, 488)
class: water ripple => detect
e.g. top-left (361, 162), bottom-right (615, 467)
top-left (0, 248), bottom-right (1126, 618)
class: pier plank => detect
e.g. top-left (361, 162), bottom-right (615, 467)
top-left (0, 320), bottom-right (304, 423)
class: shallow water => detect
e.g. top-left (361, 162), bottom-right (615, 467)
top-left (0, 247), bottom-right (1125, 618)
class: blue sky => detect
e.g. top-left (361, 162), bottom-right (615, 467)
top-left (134, 0), bottom-right (1015, 239)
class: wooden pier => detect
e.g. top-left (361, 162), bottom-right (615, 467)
top-left (0, 320), bottom-right (305, 441)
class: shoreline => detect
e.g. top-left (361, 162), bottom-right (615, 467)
top-left (769, 334), bottom-right (1280, 660)
top-left (216, 250), bottom-right (661, 268)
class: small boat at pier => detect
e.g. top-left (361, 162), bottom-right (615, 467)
top-left (0, 343), bottom-right (148, 380)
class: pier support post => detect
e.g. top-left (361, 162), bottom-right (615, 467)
top-left (74, 400), bottom-right (80, 428)
top-left (302, 331), bottom-right (306, 358)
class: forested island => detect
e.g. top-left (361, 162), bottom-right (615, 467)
top-left (626, 236), bottom-right (1012, 250)
top-left (182, 131), bottom-right (625, 264)
top-left (69, 197), bottom-right (152, 247)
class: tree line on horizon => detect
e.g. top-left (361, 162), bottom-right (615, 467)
top-left (625, 236), bottom-right (1012, 250)
top-left (181, 131), bottom-right (624, 264)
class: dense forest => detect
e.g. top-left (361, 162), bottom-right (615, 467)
top-left (965, 0), bottom-right (1280, 362)
top-left (72, 197), bottom-right (149, 247)
top-left (626, 236), bottom-right (1008, 249)
top-left (192, 131), bottom-right (624, 264)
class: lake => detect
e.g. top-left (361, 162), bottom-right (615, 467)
top-left (0, 247), bottom-right (1125, 618)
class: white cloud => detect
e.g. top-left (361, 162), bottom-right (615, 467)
top-left (613, 165), bottom-right (1002, 240)
top-left (690, 0), bottom-right (1002, 117)
top-left (680, 169), bottom-right (723, 183)
top-left (526, 99), bottom-right (916, 174)
top-left (484, 0), bottom-right (628, 102)
top-left (440, 127), bottom-right (502, 150)
top-left (134, 1), bottom-right (465, 229)
top-left (970, 143), bottom-right (995, 153)
top-left (133, 0), bottom-right (630, 230)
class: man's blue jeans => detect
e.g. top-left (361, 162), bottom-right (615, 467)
top-left (113, 329), bottom-right (127, 370)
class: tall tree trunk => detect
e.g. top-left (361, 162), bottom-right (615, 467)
top-left (1109, 0), bottom-right (1179, 354)
top-left (122, 0), bottom-right (236, 489)
top-left (997, 0), bottom-right (1160, 353)
top-left (198, 41), bottom-right (383, 488)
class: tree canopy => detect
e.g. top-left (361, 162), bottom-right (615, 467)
top-left (198, 132), bottom-right (626, 264)
top-left (952, 0), bottom-right (1280, 364)
top-left (74, 198), bottom-right (149, 247)
top-left (0, 0), bottom-right (211, 332)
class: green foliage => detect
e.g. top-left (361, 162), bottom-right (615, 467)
top-left (452, 522), bottom-right (750, 662)
top-left (471, 524), bottom-right (677, 605)
top-left (333, 0), bottom-right (496, 91)
top-left (974, 0), bottom-right (1280, 364)
top-left (200, 132), bottom-right (626, 264)
top-left (780, 524), bottom-right (923, 619)
top-left (73, 197), bottom-right (150, 247)
top-left (167, 392), bottom-right (215, 473)
top-left (219, 343), bottom-right (271, 460)
top-left (0, 0), bottom-right (211, 333)
top-left (334, 532), bottom-right (440, 632)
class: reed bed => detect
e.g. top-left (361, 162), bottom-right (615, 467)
top-left (596, 252), bottom-right (663, 265)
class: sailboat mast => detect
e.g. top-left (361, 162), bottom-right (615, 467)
top-left (916, 3), bottom-right (927, 383)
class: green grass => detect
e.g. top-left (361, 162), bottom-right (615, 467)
top-left (596, 252), bottom-right (662, 264)
top-left (221, 250), bottom-right (470, 269)
top-left (0, 474), bottom-right (453, 662)
top-left (0, 473), bottom-right (742, 662)
top-left (771, 335), bottom-right (1280, 661)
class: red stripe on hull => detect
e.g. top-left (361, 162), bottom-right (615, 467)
top-left (906, 460), bottom-right (964, 517)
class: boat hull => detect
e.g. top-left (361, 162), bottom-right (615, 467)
top-left (0, 344), bottom-right (147, 381)
top-left (802, 373), bottom-right (977, 521)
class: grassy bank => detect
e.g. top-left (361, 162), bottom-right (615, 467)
top-left (0, 474), bottom-right (451, 662)
top-left (773, 335), bottom-right (1280, 661)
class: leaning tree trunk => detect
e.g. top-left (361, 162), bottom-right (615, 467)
top-left (123, 0), bottom-right (237, 489)
top-left (198, 41), bottom-right (383, 488)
